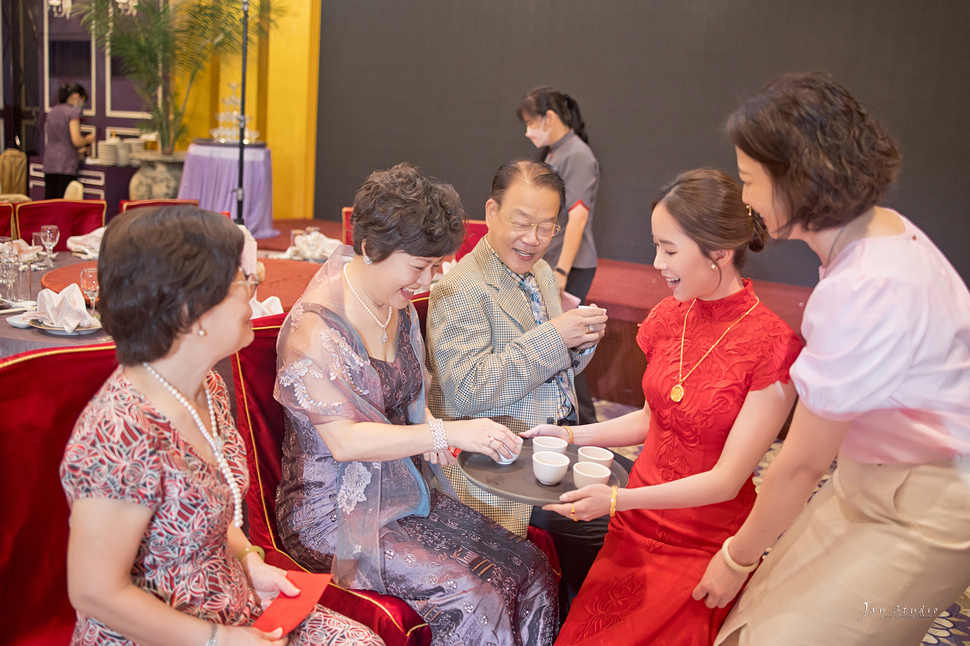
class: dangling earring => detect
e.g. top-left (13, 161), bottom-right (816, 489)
top-left (363, 255), bottom-right (373, 265)
top-left (746, 204), bottom-right (753, 217)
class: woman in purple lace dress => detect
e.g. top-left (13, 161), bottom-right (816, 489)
top-left (275, 163), bottom-right (559, 646)
top-left (60, 205), bottom-right (382, 645)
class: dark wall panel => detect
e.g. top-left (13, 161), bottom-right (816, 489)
top-left (314, 1), bottom-right (970, 288)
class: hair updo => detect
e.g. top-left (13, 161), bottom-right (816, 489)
top-left (651, 168), bottom-right (767, 270)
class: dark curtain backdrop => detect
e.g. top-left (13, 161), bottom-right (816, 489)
top-left (313, 1), bottom-right (970, 288)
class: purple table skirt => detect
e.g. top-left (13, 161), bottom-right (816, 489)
top-left (177, 143), bottom-right (278, 239)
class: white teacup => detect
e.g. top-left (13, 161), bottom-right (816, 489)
top-left (495, 444), bottom-right (519, 465)
top-left (572, 461), bottom-right (611, 489)
top-left (533, 451), bottom-right (570, 486)
top-left (533, 436), bottom-right (568, 454)
top-left (578, 446), bottom-right (614, 469)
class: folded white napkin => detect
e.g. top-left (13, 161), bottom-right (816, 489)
top-left (67, 227), bottom-right (105, 259)
top-left (291, 231), bottom-right (340, 261)
top-left (9, 239), bottom-right (43, 262)
top-left (249, 295), bottom-right (283, 319)
top-left (33, 284), bottom-right (97, 333)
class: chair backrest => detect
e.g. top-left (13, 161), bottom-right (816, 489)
top-left (0, 343), bottom-right (119, 646)
top-left (231, 313), bottom-right (293, 565)
top-left (0, 202), bottom-right (13, 238)
top-left (14, 199), bottom-right (106, 251)
top-left (455, 219), bottom-right (487, 261)
top-left (340, 206), bottom-right (353, 246)
top-left (231, 314), bottom-right (431, 646)
top-left (63, 180), bottom-right (84, 200)
top-left (118, 198), bottom-right (200, 215)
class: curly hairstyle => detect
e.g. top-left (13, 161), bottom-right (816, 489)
top-left (98, 206), bottom-right (243, 365)
top-left (351, 163), bottom-right (466, 262)
top-left (728, 71), bottom-right (901, 235)
top-left (651, 168), bottom-right (768, 272)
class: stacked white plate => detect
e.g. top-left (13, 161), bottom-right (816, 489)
top-left (99, 140), bottom-right (118, 165)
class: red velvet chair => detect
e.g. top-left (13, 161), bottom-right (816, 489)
top-left (14, 199), bottom-right (106, 251)
top-left (231, 314), bottom-right (433, 646)
top-left (118, 198), bottom-right (200, 215)
top-left (455, 219), bottom-right (487, 261)
top-left (0, 343), bottom-right (119, 646)
top-left (340, 207), bottom-right (353, 245)
top-left (0, 202), bottom-right (14, 238)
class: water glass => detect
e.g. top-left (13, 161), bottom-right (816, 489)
top-left (41, 225), bottom-right (60, 268)
top-left (80, 268), bottom-right (99, 311)
top-left (3, 262), bottom-right (31, 302)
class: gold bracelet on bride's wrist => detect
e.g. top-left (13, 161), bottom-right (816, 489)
top-left (561, 425), bottom-right (574, 444)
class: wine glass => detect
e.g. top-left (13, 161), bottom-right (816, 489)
top-left (80, 268), bottom-right (99, 314)
top-left (41, 225), bottom-right (60, 269)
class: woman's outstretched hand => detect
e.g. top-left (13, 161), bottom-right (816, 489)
top-left (520, 424), bottom-right (570, 441)
top-left (447, 418), bottom-right (522, 463)
top-left (692, 550), bottom-right (749, 609)
top-left (245, 555), bottom-right (301, 610)
top-left (543, 484), bottom-right (612, 521)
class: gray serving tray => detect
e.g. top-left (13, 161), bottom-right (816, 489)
top-left (456, 438), bottom-right (629, 505)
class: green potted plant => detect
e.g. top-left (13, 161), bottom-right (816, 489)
top-left (76, 0), bottom-right (277, 154)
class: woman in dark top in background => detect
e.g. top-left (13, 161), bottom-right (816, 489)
top-left (44, 83), bottom-right (95, 199)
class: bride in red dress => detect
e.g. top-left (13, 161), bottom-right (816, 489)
top-left (524, 169), bottom-right (803, 645)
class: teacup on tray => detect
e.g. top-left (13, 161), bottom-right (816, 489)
top-left (533, 451), bottom-right (570, 486)
top-left (578, 446), bottom-right (614, 469)
top-left (572, 461), bottom-right (611, 489)
top-left (533, 436), bottom-right (568, 454)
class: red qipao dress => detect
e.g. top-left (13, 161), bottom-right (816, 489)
top-left (556, 280), bottom-right (802, 646)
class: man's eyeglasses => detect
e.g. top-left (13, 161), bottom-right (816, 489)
top-left (231, 271), bottom-right (257, 297)
top-left (497, 203), bottom-right (561, 239)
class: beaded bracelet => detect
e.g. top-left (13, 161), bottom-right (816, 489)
top-left (204, 623), bottom-right (218, 646)
top-left (236, 544), bottom-right (265, 562)
top-left (561, 425), bottom-right (575, 444)
top-left (429, 417), bottom-right (449, 452)
top-left (721, 536), bottom-right (759, 574)
top-left (609, 486), bottom-right (618, 517)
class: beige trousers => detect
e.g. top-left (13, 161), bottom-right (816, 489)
top-left (716, 455), bottom-right (970, 646)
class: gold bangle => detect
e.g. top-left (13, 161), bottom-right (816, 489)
top-left (721, 536), bottom-right (759, 574)
top-left (237, 544), bottom-right (265, 562)
top-left (610, 486), bottom-right (618, 517)
top-left (562, 425), bottom-right (574, 444)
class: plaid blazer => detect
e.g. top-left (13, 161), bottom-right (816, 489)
top-left (426, 239), bottom-right (595, 534)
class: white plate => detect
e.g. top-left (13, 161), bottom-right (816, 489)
top-left (6, 313), bottom-right (32, 329)
top-left (27, 318), bottom-right (103, 336)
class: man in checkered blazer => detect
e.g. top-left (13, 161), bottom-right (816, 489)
top-left (427, 160), bottom-right (609, 622)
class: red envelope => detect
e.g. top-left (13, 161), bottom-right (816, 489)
top-left (251, 571), bottom-right (332, 634)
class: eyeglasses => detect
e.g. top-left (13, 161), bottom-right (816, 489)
top-left (497, 203), bottom-right (561, 239)
top-left (231, 271), bottom-right (257, 298)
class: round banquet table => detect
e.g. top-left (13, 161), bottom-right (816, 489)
top-left (42, 258), bottom-right (322, 312)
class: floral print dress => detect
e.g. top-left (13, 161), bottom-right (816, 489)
top-left (59, 367), bottom-right (383, 645)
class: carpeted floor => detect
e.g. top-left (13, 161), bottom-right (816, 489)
top-left (593, 398), bottom-right (970, 646)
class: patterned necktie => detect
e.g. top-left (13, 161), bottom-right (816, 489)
top-left (521, 273), bottom-right (576, 421)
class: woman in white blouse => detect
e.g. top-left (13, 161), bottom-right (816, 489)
top-left (693, 72), bottom-right (970, 645)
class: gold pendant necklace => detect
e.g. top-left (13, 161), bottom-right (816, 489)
top-left (671, 296), bottom-right (760, 403)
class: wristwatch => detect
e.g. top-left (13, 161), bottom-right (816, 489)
top-left (554, 267), bottom-right (569, 277)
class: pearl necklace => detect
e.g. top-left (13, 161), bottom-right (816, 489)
top-left (142, 362), bottom-right (243, 528)
top-left (343, 263), bottom-right (393, 344)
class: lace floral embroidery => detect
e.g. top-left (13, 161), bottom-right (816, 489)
top-left (337, 461), bottom-right (372, 514)
top-left (278, 357), bottom-right (325, 411)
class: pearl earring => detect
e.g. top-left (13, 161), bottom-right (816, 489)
top-left (746, 204), bottom-right (753, 217)
top-left (711, 263), bottom-right (717, 271)
top-left (363, 255), bottom-right (373, 265)
top-left (198, 328), bottom-right (207, 337)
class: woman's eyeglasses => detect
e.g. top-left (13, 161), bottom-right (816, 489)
top-left (497, 203), bottom-right (561, 239)
top-left (231, 271), bottom-right (257, 297)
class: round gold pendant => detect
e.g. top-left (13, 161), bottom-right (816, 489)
top-left (670, 384), bottom-right (685, 402)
